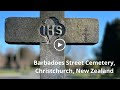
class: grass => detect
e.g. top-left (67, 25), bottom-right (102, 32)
top-left (0, 69), bottom-right (18, 73)
top-left (72, 73), bottom-right (120, 79)
top-left (0, 68), bottom-right (33, 76)
top-left (0, 69), bottom-right (21, 76)
top-left (0, 68), bottom-right (119, 79)
top-left (71, 73), bottom-right (101, 79)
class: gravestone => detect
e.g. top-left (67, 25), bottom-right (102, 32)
top-left (5, 11), bottom-right (99, 79)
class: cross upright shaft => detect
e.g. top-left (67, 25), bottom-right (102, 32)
top-left (39, 11), bottom-right (65, 79)
top-left (40, 11), bottom-right (64, 19)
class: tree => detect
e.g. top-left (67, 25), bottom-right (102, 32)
top-left (95, 18), bottom-right (120, 73)
top-left (16, 47), bottom-right (36, 70)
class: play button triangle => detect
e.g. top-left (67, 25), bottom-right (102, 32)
top-left (58, 42), bottom-right (62, 47)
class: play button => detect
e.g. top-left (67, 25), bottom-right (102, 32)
top-left (54, 39), bottom-right (66, 51)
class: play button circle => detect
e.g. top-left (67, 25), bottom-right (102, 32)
top-left (54, 39), bottom-right (66, 51)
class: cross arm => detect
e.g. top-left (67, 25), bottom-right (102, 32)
top-left (5, 17), bottom-right (98, 45)
top-left (5, 17), bottom-right (45, 44)
top-left (63, 18), bottom-right (99, 45)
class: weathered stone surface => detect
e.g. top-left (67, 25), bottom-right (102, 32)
top-left (5, 18), bottom-right (43, 44)
top-left (40, 11), bottom-right (64, 19)
top-left (40, 43), bottom-right (65, 79)
top-left (5, 18), bottom-right (98, 44)
top-left (64, 18), bottom-right (98, 44)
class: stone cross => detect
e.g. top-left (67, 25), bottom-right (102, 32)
top-left (5, 11), bottom-right (98, 79)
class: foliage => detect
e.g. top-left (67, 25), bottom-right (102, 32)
top-left (95, 18), bottom-right (120, 75)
